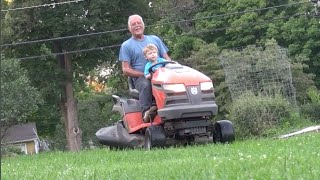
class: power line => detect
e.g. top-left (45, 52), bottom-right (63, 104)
top-left (1, 1), bottom-right (309, 47)
top-left (1, 28), bottom-right (127, 47)
top-left (15, 12), bottom-right (306, 61)
top-left (17, 44), bottom-right (121, 60)
top-left (1, 0), bottom-right (85, 12)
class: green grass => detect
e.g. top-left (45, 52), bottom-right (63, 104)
top-left (2, 133), bottom-right (320, 180)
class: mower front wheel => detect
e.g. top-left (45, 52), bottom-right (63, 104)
top-left (144, 125), bottom-right (166, 150)
top-left (213, 120), bottom-right (235, 143)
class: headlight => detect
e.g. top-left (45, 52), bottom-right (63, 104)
top-left (200, 82), bottom-right (213, 91)
top-left (163, 84), bottom-right (186, 92)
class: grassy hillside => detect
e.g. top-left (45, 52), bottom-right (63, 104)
top-left (1, 133), bottom-right (319, 179)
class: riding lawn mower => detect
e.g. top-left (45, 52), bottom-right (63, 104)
top-left (96, 61), bottom-right (235, 150)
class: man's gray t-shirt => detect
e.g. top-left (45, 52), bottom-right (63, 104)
top-left (119, 35), bottom-right (169, 72)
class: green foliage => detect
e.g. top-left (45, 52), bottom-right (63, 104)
top-left (290, 54), bottom-right (315, 103)
top-left (301, 103), bottom-right (320, 123)
top-left (148, 0), bottom-right (206, 62)
top-left (1, 0), bottom-right (153, 141)
top-left (51, 122), bottom-right (67, 151)
top-left (2, 0), bottom-right (152, 73)
top-left (279, 15), bottom-right (320, 87)
top-left (229, 92), bottom-right (294, 139)
top-left (51, 93), bottom-right (120, 150)
top-left (78, 93), bottom-right (120, 149)
top-left (105, 66), bottom-right (128, 94)
top-left (170, 37), bottom-right (205, 60)
top-left (300, 87), bottom-right (320, 123)
top-left (306, 86), bottom-right (320, 104)
top-left (190, 0), bottom-right (320, 88)
top-left (1, 9), bottom-right (14, 43)
top-left (263, 112), bottom-right (315, 137)
top-left (219, 40), bottom-right (314, 107)
top-left (2, 133), bottom-right (320, 179)
top-left (184, 43), bottom-right (221, 80)
top-left (1, 145), bottom-right (24, 157)
top-left (19, 47), bottom-right (63, 137)
top-left (1, 58), bottom-right (43, 125)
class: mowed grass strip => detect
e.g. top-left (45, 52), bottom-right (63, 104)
top-left (1, 133), bottom-right (319, 180)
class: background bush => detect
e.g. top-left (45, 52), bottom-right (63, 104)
top-left (229, 92), bottom-right (294, 139)
top-left (51, 93), bottom-right (120, 150)
top-left (1, 145), bottom-right (24, 157)
top-left (300, 103), bottom-right (320, 123)
top-left (78, 93), bottom-right (120, 149)
top-left (300, 87), bottom-right (320, 123)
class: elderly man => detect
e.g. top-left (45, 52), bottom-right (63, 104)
top-left (119, 14), bottom-right (171, 122)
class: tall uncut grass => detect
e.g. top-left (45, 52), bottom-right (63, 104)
top-left (1, 133), bottom-right (320, 179)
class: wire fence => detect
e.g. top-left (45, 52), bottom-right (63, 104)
top-left (219, 42), bottom-right (297, 105)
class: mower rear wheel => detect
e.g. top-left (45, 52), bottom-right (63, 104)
top-left (144, 125), bottom-right (166, 150)
top-left (213, 120), bottom-right (235, 143)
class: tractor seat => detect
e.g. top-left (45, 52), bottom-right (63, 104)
top-left (128, 77), bottom-right (139, 99)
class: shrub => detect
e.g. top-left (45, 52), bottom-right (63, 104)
top-left (229, 92), bottom-right (294, 139)
top-left (51, 122), bottom-right (68, 151)
top-left (300, 87), bottom-right (320, 123)
top-left (300, 103), bottom-right (320, 123)
top-left (51, 93), bottom-right (120, 150)
top-left (1, 145), bottom-right (25, 157)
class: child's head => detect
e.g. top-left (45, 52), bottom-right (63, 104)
top-left (143, 44), bottom-right (158, 62)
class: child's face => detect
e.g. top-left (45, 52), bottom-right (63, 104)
top-left (145, 50), bottom-right (158, 62)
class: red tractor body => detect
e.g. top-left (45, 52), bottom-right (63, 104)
top-left (96, 62), bottom-right (235, 149)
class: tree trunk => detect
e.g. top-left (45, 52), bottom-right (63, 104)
top-left (64, 53), bottom-right (82, 151)
top-left (54, 41), bottom-right (82, 151)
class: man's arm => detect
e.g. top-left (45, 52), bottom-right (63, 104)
top-left (162, 53), bottom-right (171, 61)
top-left (122, 61), bottom-right (144, 77)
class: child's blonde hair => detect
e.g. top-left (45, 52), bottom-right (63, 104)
top-left (143, 44), bottom-right (158, 56)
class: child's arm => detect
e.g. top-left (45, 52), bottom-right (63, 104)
top-left (145, 74), bottom-right (151, 79)
top-left (144, 63), bottom-right (151, 79)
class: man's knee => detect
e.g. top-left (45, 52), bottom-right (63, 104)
top-left (136, 78), bottom-right (151, 90)
top-left (135, 78), bottom-right (150, 92)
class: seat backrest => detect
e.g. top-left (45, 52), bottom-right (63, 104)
top-left (128, 77), bottom-right (139, 99)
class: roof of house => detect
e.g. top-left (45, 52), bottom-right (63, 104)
top-left (1, 122), bottom-right (39, 144)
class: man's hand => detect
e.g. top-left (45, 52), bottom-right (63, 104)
top-left (122, 61), bottom-right (144, 77)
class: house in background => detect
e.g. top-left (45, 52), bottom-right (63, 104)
top-left (1, 122), bottom-right (40, 155)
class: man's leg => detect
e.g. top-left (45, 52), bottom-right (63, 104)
top-left (135, 76), bottom-right (153, 114)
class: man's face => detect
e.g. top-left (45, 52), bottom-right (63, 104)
top-left (129, 16), bottom-right (144, 36)
top-left (145, 50), bottom-right (158, 62)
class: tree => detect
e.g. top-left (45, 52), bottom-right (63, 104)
top-left (1, 58), bottom-right (43, 138)
top-left (192, 0), bottom-right (320, 88)
top-left (1, 0), bottom-right (155, 151)
top-left (156, 0), bottom-right (318, 98)
top-left (148, 0), bottom-right (204, 61)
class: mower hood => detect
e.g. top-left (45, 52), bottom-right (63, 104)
top-left (152, 63), bottom-right (212, 86)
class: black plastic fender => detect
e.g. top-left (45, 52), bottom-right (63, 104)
top-left (213, 120), bottom-right (235, 143)
top-left (145, 125), bottom-right (166, 150)
top-left (96, 121), bottom-right (144, 148)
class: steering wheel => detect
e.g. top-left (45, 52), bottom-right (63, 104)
top-left (148, 61), bottom-right (177, 74)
